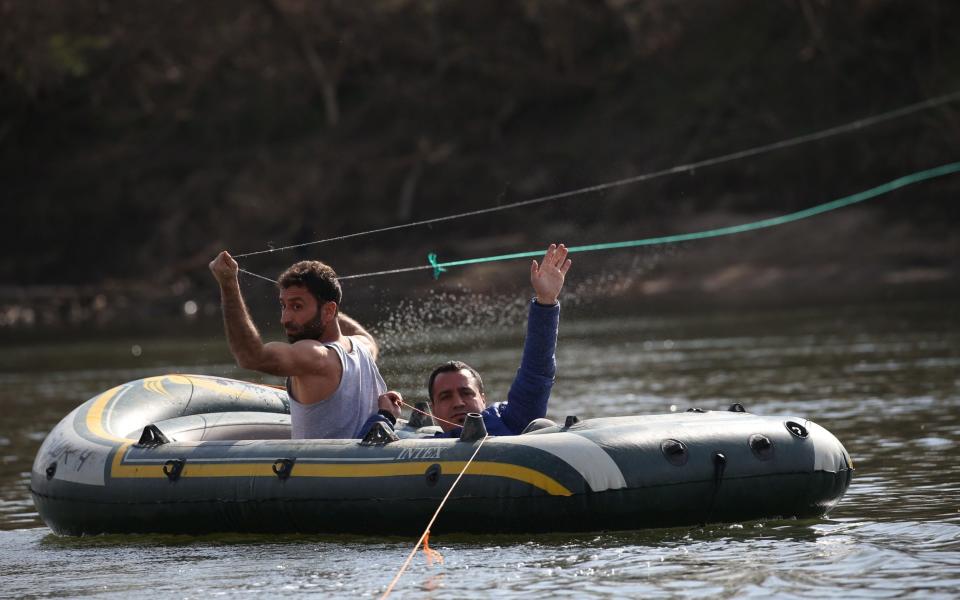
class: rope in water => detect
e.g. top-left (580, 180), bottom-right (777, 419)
top-left (233, 89), bottom-right (960, 261)
top-left (380, 433), bottom-right (490, 600)
top-left (332, 161), bottom-right (958, 281)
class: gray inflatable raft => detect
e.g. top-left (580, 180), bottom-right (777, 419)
top-left (31, 374), bottom-right (852, 535)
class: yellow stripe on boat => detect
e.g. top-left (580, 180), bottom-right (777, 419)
top-left (108, 454), bottom-right (571, 496)
top-left (188, 374), bottom-right (262, 399)
top-left (87, 375), bottom-right (262, 443)
top-left (85, 385), bottom-right (133, 442)
top-left (297, 461), bottom-right (571, 496)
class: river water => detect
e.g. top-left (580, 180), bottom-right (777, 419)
top-left (1, 298), bottom-right (958, 598)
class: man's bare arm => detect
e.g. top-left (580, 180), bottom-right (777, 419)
top-left (217, 276), bottom-right (271, 371)
top-left (338, 312), bottom-right (379, 361)
top-left (210, 251), bottom-right (335, 376)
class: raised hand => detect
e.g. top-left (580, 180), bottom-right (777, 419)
top-left (530, 243), bottom-right (572, 305)
top-left (209, 250), bottom-right (239, 285)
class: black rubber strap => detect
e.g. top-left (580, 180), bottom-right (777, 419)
top-left (378, 409), bottom-right (397, 426)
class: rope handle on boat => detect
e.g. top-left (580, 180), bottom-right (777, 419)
top-left (272, 458), bottom-right (295, 479)
top-left (380, 433), bottom-right (489, 599)
top-left (702, 452), bottom-right (727, 525)
top-left (163, 459), bottom-right (185, 482)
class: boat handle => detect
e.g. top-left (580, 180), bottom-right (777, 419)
top-left (424, 463), bottom-right (441, 487)
top-left (163, 459), bottom-right (185, 482)
top-left (272, 458), bottom-right (295, 480)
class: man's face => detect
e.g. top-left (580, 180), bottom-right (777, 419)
top-left (430, 369), bottom-right (487, 433)
top-left (279, 285), bottom-right (327, 342)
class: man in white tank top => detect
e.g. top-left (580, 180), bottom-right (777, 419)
top-left (209, 251), bottom-right (385, 439)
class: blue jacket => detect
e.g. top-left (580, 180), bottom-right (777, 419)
top-left (359, 298), bottom-right (560, 438)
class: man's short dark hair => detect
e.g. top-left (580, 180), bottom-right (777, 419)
top-left (277, 261), bottom-right (342, 306)
top-left (427, 360), bottom-right (484, 402)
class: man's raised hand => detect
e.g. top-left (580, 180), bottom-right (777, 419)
top-left (530, 243), bottom-right (572, 305)
top-left (209, 251), bottom-right (239, 286)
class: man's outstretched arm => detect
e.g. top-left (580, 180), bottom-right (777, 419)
top-left (500, 244), bottom-right (571, 434)
top-left (209, 251), bottom-right (333, 376)
top-left (210, 251), bottom-right (270, 369)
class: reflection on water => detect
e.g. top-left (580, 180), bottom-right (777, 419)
top-left (0, 298), bottom-right (957, 597)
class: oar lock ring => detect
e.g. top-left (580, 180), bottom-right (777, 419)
top-left (785, 421), bottom-right (809, 439)
top-left (136, 424), bottom-right (170, 448)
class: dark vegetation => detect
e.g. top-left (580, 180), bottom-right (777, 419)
top-left (2, 0), bottom-right (958, 330)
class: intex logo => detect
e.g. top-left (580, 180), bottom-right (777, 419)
top-left (396, 447), bottom-right (444, 460)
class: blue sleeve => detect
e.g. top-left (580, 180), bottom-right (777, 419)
top-left (497, 298), bottom-right (560, 435)
top-left (355, 412), bottom-right (395, 438)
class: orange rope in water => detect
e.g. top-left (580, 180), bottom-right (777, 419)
top-left (422, 531), bottom-right (444, 566)
top-left (380, 433), bottom-right (489, 599)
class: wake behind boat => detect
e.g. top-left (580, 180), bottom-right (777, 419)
top-left (31, 374), bottom-right (852, 535)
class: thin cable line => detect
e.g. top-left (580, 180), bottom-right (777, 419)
top-left (400, 400), bottom-right (459, 429)
top-left (338, 264), bottom-right (435, 281)
top-left (234, 89), bottom-right (960, 259)
top-left (380, 434), bottom-right (489, 599)
top-left (335, 161), bottom-right (960, 281)
top-left (238, 268), bottom-right (279, 284)
top-left (242, 162), bottom-right (959, 283)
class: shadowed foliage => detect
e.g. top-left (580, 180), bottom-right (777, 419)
top-left (2, 0), bottom-right (958, 326)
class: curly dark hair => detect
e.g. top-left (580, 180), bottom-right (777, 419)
top-left (277, 261), bottom-right (342, 306)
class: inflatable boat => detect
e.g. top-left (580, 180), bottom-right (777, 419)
top-left (31, 374), bottom-right (852, 536)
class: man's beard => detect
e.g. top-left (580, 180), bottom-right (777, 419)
top-left (285, 314), bottom-right (327, 342)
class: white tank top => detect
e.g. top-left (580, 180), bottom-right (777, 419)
top-left (287, 336), bottom-right (386, 439)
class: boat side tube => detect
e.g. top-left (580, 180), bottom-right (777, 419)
top-left (31, 375), bottom-right (853, 535)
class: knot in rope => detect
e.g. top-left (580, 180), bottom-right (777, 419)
top-left (428, 253), bottom-right (446, 280)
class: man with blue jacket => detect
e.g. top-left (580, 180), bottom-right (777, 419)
top-left (364, 243), bottom-right (571, 437)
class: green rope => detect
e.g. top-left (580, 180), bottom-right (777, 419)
top-left (428, 162), bottom-right (960, 279)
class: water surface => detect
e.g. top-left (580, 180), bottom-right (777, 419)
top-left (1, 299), bottom-right (958, 598)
